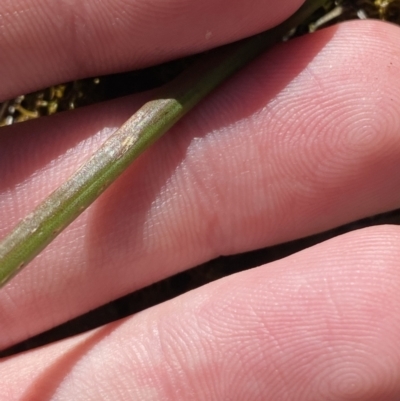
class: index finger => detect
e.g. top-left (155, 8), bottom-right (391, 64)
top-left (0, 0), bottom-right (304, 100)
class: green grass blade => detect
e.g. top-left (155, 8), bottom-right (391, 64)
top-left (0, 0), bottom-right (328, 287)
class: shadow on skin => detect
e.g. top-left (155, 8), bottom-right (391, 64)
top-left (85, 26), bottom-right (337, 285)
top-left (15, 319), bottom-right (124, 401)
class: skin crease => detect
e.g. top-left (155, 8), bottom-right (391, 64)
top-left (1, 0), bottom-right (400, 399)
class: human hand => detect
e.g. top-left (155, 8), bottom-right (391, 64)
top-left (1, 0), bottom-right (400, 399)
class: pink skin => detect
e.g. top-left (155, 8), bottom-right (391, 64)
top-left (0, 0), bottom-right (302, 100)
top-left (1, 0), bottom-right (400, 399)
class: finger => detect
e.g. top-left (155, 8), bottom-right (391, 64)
top-left (2, 226), bottom-right (400, 400)
top-left (1, 20), bottom-right (400, 349)
top-left (0, 0), bottom-right (303, 100)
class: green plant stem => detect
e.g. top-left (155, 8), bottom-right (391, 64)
top-left (0, 0), bottom-right (328, 288)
